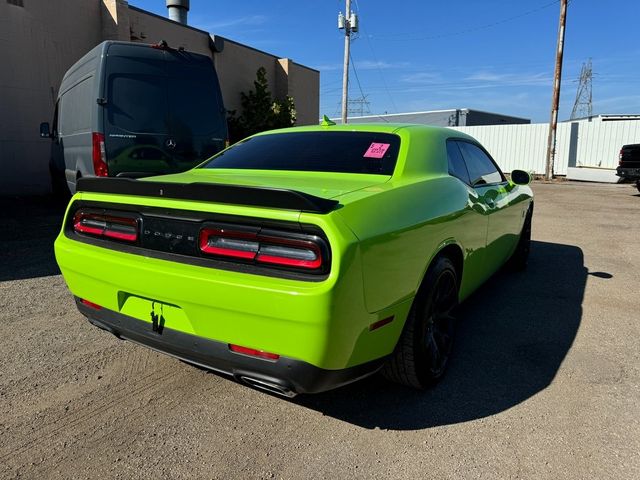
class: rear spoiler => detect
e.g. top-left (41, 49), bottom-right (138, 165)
top-left (76, 177), bottom-right (339, 214)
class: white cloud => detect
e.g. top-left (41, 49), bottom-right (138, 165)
top-left (401, 72), bottom-right (442, 84)
top-left (195, 15), bottom-right (268, 31)
top-left (465, 71), bottom-right (550, 87)
top-left (316, 60), bottom-right (408, 72)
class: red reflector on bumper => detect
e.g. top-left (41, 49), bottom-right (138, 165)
top-left (81, 299), bottom-right (102, 310)
top-left (229, 344), bottom-right (280, 361)
top-left (369, 316), bottom-right (394, 331)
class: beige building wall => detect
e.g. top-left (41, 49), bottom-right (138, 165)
top-left (0, 0), bottom-right (103, 194)
top-left (215, 39), bottom-right (280, 115)
top-left (0, 0), bottom-right (319, 195)
top-left (284, 61), bottom-right (321, 126)
top-left (128, 6), bottom-right (211, 56)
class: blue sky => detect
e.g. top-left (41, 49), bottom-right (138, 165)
top-left (131, 0), bottom-right (640, 123)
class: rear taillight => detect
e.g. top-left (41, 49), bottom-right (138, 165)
top-left (619, 149), bottom-right (624, 166)
top-left (73, 211), bottom-right (138, 243)
top-left (199, 226), bottom-right (326, 272)
top-left (92, 132), bottom-right (108, 177)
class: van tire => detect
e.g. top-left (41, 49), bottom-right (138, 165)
top-left (50, 165), bottom-right (70, 200)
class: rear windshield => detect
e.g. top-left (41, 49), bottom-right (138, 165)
top-left (201, 131), bottom-right (401, 175)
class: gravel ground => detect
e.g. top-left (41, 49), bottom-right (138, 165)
top-left (0, 182), bottom-right (638, 479)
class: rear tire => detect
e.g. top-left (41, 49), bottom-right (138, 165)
top-left (636, 180), bottom-right (640, 194)
top-left (507, 206), bottom-right (533, 271)
top-left (382, 256), bottom-right (458, 389)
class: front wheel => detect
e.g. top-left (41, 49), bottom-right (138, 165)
top-left (382, 256), bottom-right (458, 389)
top-left (506, 206), bottom-right (533, 271)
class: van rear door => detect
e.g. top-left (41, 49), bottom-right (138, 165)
top-left (102, 44), bottom-right (226, 178)
top-left (165, 50), bottom-right (227, 168)
top-left (102, 44), bottom-right (174, 177)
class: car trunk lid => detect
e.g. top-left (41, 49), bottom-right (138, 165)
top-left (148, 169), bottom-right (392, 201)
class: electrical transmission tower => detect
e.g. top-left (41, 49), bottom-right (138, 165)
top-left (570, 59), bottom-right (593, 120)
top-left (348, 96), bottom-right (371, 117)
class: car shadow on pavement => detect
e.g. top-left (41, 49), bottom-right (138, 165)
top-left (0, 196), bottom-right (66, 281)
top-left (294, 240), bottom-right (588, 430)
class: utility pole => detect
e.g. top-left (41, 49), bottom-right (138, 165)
top-left (544, 0), bottom-right (568, 181)
top-left (338, 1), bottom-right (358, 124)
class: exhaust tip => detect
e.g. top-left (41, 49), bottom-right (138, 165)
top-left (239, 375), bottom-right (296, 398)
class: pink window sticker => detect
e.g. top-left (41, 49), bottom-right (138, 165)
top-left (363, 142), bottom-right (391, 159)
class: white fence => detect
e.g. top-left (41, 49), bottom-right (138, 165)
top-left (450, 120), bottom-right (640, 175)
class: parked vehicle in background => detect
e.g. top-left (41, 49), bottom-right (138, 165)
top-left (616, 143), bottom-right (640, 193)
top-left (40, 40), bottom-right (227, 196)
top-left (54, 123), bottom-right (534, 397)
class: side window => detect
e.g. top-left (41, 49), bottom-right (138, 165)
top-left (446, 140), bottom-right (471, 185)
top-left (457, 141), bottom-right (505, 186)
top-left (58, 77), bottom-right (93, 136)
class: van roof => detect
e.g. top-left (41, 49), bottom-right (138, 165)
top-left (59, 41), bottom-right (208, 95)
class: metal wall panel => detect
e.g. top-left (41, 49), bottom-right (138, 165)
top-left (450, 121), bottom-right (640, 175)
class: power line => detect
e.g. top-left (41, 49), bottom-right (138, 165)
top-left (349, 52), bottom-right (366, 100)
top-left (347, 52), bottom-right (371, 116)
top-left (353, 0), bottom-right (398, 113)
top-left (370, 0), bottom-right (565, 42)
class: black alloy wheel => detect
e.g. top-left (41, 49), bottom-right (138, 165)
top-left (422, 267), bottom-right (457, 379)
top-left (382, 256), bottom-right (459, 389)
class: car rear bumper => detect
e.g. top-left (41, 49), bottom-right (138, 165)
top-left (616, 166), bottom-right (640, 179)
top-left (76, 297), bottom-right (385, 395)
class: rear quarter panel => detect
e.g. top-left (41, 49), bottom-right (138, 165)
top-left (336, 176), bottom-right (486, 314)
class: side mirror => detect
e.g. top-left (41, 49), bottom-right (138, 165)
top-left (511, 169), bottom-right (531, 185)
top-left (40, 122), bottom-right (51, 138)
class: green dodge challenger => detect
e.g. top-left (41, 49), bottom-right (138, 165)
top-left (55, 123), bottom-right (533, 397)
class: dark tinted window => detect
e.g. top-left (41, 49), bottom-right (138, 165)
top-left (202, 132), bottom-right (401, 175)
top-left (107, 73), bottom-right (168, 134)
top-left (166, 54), bottom-right (224, 136)
top-left (446, 140), bottom-right (471, 184)
top-left (457, 141), bottom-right (504, 186)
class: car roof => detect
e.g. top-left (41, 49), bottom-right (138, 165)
top-left (260, 123), bottom-right (450, 135)
top-left (257, 123), bottom-right (478, 144)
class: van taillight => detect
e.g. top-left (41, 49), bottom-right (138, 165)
top-left (73, 211), bottom-right (138, 242)
top-left (92, 132), bottom-right (108, 177)
top-left (199, 227), bottom-right (325, 272)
